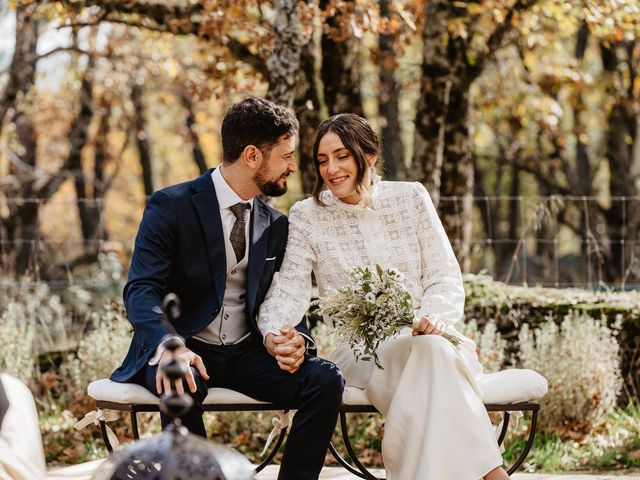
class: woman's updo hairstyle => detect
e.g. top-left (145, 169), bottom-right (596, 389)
top-left (312, 114), bottom-right (382, 205)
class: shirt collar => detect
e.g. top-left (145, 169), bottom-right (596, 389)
top-left (211, 167), bottom-right (254, 211)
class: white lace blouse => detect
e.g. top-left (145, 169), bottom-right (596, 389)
top-left (257, 179), bottom-right (465, 338)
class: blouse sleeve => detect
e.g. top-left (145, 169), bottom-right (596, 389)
top-left (258, 201), bottom-right (316, 338)
top-left (412, 182), bottom-right (465, 327)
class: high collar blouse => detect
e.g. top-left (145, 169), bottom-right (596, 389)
top-left (258, 180), bottom-right (465, 338)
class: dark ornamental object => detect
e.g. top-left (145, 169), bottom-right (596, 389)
top-left (94, 294), bottom-right (255, 480)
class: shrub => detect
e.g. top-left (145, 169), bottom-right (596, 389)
top-left (457, 319), bottom-right (507, 373)
top-left (518, 311), bottom-right (623, 433)
top-left (310, 320), bottom-right (340, 359)
top-left (0, 301), bottom-right (37, 385)
top-left (464, 274), bottom-right (640, 402)
top-left (0, 282), bottom-right (71, 355)
top-left (61, 302), bottom-right (132, 402)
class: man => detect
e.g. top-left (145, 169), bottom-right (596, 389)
top-left (111, 97), bottom-right (344, 480)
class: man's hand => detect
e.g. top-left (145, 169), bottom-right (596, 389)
top-left (412, 316), bottom-right (445, 337)
top-left (265, 325), bottom-right (306, 374)
top-left (155, 346), bottom-right (209, 395)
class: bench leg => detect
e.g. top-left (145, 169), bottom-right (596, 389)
top-left (131, 411), bottom-right (140, 440)
top-left (254, 426), bottom-right (288, 473)
top-left (497, 411), bottom-right (510, 446)
top-left (339, 412), bottom-right (384, 480)
top-left (99, 420), bottom-right (114, 453)
top-left (506, 409), bottom-right (539, 475)
top-left (328, 442), bottom-right (371, 479)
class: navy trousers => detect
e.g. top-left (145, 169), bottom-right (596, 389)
top-left (138, 337), bottom-right (344, 480)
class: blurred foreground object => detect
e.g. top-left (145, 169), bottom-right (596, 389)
top-left (0, 373), bottom-right (47, 480)
top-left (94, 294), bottom-right (255, 480)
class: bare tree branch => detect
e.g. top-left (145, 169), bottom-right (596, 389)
top-left (59, 17), bottom-right (169, 33)
top-left (469, 0), bottom-right (538, 78)
top-left (36, 45), bottom-right (92, 60)
top-left (517, 159), bottom-right (571, 196)
top-left (55, 0), bottom-right (204, 34)
top-left (226, 38), bottom-right (267, 77)
top-left (55, 1), bottom-right (268, 75)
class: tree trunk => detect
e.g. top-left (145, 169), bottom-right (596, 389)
top-left (69, 58), bottom-right (97, 244)
top-left (131, 84), bottom-right (154, 198)
top-left (378, 0), bottom-right (405, 180)
top-left (473, 154), bottom-right (499, 273)
top-left (74, 92), bottom-right (111, 247)
top-left (601, 41), bottom-right (640, 284)
top-left (412, 1), bottom-right (473, 271)
top-left (320, 0), bottom-right (364, 116)
top-left (507, 160), bottom-right (520, 243)
top-left (412, 0), bottom-right (539, 272)
top-left (572, 23), bottom-right (607, 283)
top-left (2, 5), bottom-right (40, 276)
top-left (87, 107), bottom-right (110, 243)
top-left (265, 0), bottom-right (305, 107)
top-left (0, 4), bottom-right (38, 137)
top-left (294, 37), bottom-right (322, 194)
top-left (180, 93), bottom-right (207, 174)
top-left (12, 110), bottom-right (39, 276)
top-left (572, 22), bottom-right (593, 197)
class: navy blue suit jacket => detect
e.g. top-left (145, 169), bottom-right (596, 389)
top-left (111, 169), bottom-right (310, 383)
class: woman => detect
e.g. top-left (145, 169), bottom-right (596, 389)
top-left (258, 114), bottom-right (509, 480)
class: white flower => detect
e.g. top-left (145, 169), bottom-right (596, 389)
top-left (365, 292), bottom-right (376, 303)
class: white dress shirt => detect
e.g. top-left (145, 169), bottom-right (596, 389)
top-left (210, 166), bottom-right (254, 267)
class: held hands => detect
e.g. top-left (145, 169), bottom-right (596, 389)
top-left (265, 325), bottom-right (306, 374)
top-left (156, 346), bottom-right (209, 395)
top-left (412, 316), bottom-right (446, 337)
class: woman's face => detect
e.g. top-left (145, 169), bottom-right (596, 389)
top-left (317, 131), bottom-right (361, 204)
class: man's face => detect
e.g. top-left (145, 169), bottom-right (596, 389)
top-left (253, 134), bottom-right (298, 196)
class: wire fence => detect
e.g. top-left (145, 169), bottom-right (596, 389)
top-left (1, 194), bottom-right (640, 290)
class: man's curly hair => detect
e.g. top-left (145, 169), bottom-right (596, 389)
top-left (221, 97), bottom-right (299, 163)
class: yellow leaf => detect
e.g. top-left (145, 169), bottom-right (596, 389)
top-left (467, 2), bottom-right (485, 15)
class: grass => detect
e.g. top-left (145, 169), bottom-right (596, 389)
top-left (503, 401), bottom-right (640, 473)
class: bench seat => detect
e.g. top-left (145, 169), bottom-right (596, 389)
top-left (85, 369), bottom-right (547, 480)
top-left (88, 368), bottom-right (547, 407)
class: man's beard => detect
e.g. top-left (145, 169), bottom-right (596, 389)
top-left (253, 162), bottom-right (288, 197)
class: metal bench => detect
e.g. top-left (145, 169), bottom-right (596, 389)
top-left (85, 376), bottom-right (544, 479)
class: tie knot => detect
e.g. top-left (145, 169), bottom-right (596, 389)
top-left (229, 202), bottom-right (250, 219)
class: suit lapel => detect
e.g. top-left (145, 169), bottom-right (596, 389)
top-left (246, 198), bottom-right (270, 319)
top-left (191, 169), bottom-right (226, 306)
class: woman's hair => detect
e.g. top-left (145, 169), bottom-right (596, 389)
top-left (311, 113), bottom-right (381, 205)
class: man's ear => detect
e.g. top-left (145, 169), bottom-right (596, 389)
top-left (242, 145), bottom-right (263, 169)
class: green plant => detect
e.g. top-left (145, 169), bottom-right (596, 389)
top-left (457, 319), bottom-right (507, 372)
top-left (503, 401), bottom-right (640, 472)
top-left (518, 311), bottom-right (623, 432)
top-left (0, 302), bottom-right (37, 384)
top-left (61, 302), bottom-right (131, 402)
top-left (310, 320), bottom-right (340, 359)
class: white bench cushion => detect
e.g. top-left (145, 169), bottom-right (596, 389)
top-left (480, 369), bottom-right (548, 404)
top-left (89, 368), bottom-right (546, 408)
top-left (88, 379), bottom-right (270, 406)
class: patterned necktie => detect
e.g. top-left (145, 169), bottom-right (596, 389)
top-left (229, 202), bottom-right (250, 263)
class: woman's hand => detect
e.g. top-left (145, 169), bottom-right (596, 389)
top-left (412, 316), bottom-right (445, 337)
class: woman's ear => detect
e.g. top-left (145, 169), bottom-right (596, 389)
top-left (366, 153), bottom-right (377, 167)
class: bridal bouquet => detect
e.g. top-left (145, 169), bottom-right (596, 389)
top-left (314, 264), bottom-right (461, 368)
